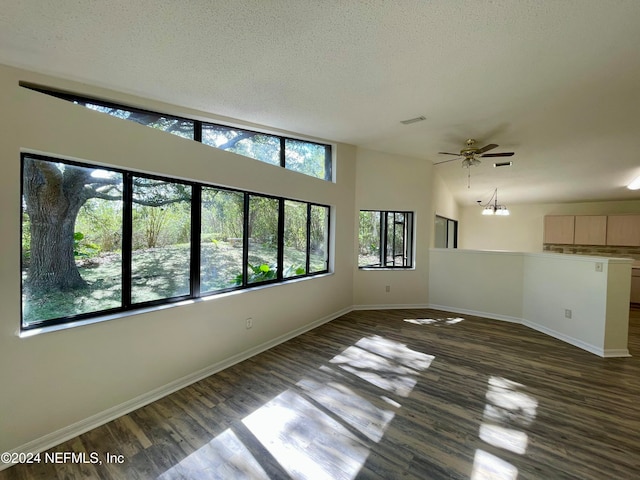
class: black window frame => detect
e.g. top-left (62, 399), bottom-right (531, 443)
top-left (434, 215), bottom-right (458, 249)
top-left (20, 82), bottom-right (333, 182)
top-left (358, 210), bottom-right (414, 269)
top-left (20, 153), bottom-right (331, 332)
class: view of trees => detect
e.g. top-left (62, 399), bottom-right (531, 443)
top-left (84, 99), bottom-right (331, 180)
top-left (20, 92), bottom-right (332, 328)
top-left (21, 155), bottom-right (330, 327)
top-left (358, 210), bottom-right (413, 268)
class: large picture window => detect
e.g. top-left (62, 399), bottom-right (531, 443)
top-left (20, 153), bottom-right (330, 331)
top-left (358, 210), bottom-right (414, 268)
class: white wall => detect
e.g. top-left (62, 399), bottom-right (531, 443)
top-left (430, 172), bottom-right (460, 247)
top-left (0, 64), bottom-right (356, 453)
top-left (353, 148), bottom-right (432, 307)
top-left (429, 249), bottom-right (524, 322)
top-left (429, 249), bottom-right (632, 357)
top-left (459, 199), bottom-right (640, 252)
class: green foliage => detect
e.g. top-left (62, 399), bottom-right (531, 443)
top-left (284, 264), bottom-right (306, 277)
top-left (74, 196), bottom-right (122, 253)
top-left (131, 179), bottom-right (191, 250)
top-left (21, 211), bottom-right (31, 263)
top-left (235, 263), bottom-right (278, 285)
top-left (359, 211), bottom-right (381, 255)
top-left (73, 232), bottom-right (101, 258)
top-left (249, 196), bottom-right (278, 246)
top-left (202, 125), bottom-right (280, 166)
top-left (285, 139), bottom-right (328, 180)
top-left (201, 188), bottom-right (244, 243)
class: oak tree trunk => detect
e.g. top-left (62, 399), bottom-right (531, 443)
top-left (23, 159), bottom-right (89, 293)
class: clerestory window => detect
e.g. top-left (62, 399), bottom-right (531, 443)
top-left (20, 83), bottom-right (333, 181)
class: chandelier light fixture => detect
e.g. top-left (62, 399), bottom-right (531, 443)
top-left (481, 188), bottom-right (510, 216)
top-left (628, 175), bottom-right (640, 190)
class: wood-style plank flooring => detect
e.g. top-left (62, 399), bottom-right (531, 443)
top-left (3, 307), bottom-right (640, 479)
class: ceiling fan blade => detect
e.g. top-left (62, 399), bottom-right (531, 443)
top-left (476, 143), bottom-right (499, 154)
top-left (481, 152), bottom-right (514, 157)
top-left (438, 152), bottom-right (461, 156)
top-left (434, 157), bottom-right (462, 165)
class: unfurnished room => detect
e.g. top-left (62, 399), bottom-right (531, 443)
top-left (1, 1), bottom-right (639, 479)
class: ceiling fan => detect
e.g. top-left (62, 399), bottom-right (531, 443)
top-left (435, 138), bottom-right (514, 167)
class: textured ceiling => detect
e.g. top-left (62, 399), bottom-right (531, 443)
top-left (1, 0), bottom-right (640, 206)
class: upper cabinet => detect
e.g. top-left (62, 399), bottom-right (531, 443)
top-left (544, 215), bottom-right (575, 244)
top-left (574, 215), bottom-right (607, 245)
top-left (606, 215), bottom-right (640, 246)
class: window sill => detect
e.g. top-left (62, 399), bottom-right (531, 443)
top-left (18, 272), bottom-right (332, 338)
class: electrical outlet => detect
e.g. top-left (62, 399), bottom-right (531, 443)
top-left (385, 285), bottom-right (391, 293)
top-left (246, 317), bottom-right (253, 329)
top-left (565, 309), bottom-right (572, 319)
top-left (595, 262), bottom-right (603, 272)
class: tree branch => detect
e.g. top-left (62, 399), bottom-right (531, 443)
top-left (133, 196), bottom-right (191, 207)
top-left (217, 131), bottom-right (257, 150)
top-left (91, 192), bottom-right (123, 201)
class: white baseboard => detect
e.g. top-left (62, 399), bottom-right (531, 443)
top-left (2, 306), bottom-right (353, 470)
top-left (602, 349), bottom-right (632, 358)
top-left (428, 304), bottom-right (633, 359)
top-left (521, 319), bottom-right (605, 357)
top-left (427, 304), bottom-right (522, 324)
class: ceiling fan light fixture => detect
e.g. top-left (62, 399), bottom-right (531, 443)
top-left (628, 175), bottom-right (640, 190)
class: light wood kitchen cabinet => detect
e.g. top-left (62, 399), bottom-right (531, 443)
top-left (574, 215), bottom-right (607, 245)
top-left (606, 214), bottom-right (640, 246)
top-left (544, 215), bottom-right (575, 244)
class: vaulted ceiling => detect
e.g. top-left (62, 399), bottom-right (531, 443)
top-left (2, 0), bottom-right (639, 206)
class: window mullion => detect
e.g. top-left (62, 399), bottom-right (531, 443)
top-left (305, 204), bottom-right (312, 274)
top-left (392, 213), bottom-right (397, 267)
top-left (277, 198), bottom-right (285, 281)
top-left (194, 120), bottom-right (202, 143)
top-left (380, 212), bottom-right (386, 267)
top-left (242, 193), bottom-right (250, 287)
top-left (191, 185), bottom-right (201, 298)
top-left (122, 172), bottom-right (133, 308)
top-left (324, 145), bottom-right (332, 181)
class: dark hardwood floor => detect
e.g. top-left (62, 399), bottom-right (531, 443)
top-left (3, 307), bottom-right (640, 479)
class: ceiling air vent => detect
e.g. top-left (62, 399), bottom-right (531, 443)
top-left (400, 116), bottom-right (426, 125)
top-left (493, 161), bottom-right (513, 168)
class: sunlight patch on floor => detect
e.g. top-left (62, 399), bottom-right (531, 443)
top-left (404, 317), bottom-right (465, 326)
top-left (242, 389), bottom-right (370, 480)
top-left (484, 377), bottom-right (538, 426)
top-left (162, 334), bottom-right (436, 479)
top-left (479, 424), bottom-right (528, 455)
top-left (297, 379), bottom-right (395, 442)
top-left (473, 376), bottom-right (540, 479)
top-left (329, 335), bottom-right (434, 397)
top-left (158, 428), bottom-right (269, 480)
top-left (471, 449), bottom-right (519, 480)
